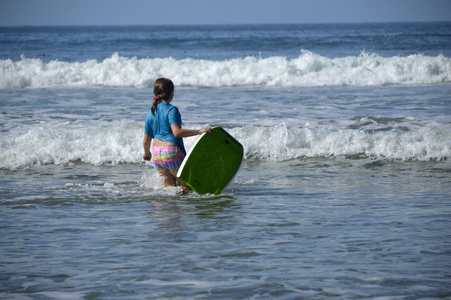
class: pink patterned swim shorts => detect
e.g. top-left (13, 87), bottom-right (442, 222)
top-left (152, 146), bottom-right (185, 176)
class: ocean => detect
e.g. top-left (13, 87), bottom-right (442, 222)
top-left (1, 23), bottom-right (450, 299)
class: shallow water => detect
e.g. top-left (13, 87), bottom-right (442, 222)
top-left (2, 157), bottom-right (451, 299)
top-left (1, 84), bottom-right (451, 299)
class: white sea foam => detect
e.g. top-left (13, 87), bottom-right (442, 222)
top-left (1, 51), bottom-right (450, 89)
top-left (0, 121), bottom-right (143, 170)
top-left (1, 122), bottom-right (449, 170)
top-left (231, 124), bottom-right (451, 161)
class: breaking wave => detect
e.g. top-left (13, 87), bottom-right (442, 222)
top-left (1, 122), bottom-right (449, 170)
top-left (1, 51), bottom-right (450, 89)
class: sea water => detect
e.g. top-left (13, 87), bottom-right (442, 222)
top-left (1, 23), bottom-right (450, 299)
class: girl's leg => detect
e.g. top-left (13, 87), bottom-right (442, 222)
top-left (161, 169), bottom-right (192, 194)
top-left (176, 177), bottom-right (192, 192)
top-left (160, 169), bottom-right (177, 187)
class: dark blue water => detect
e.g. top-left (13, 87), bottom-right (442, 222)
top-left (1, 23), bottom-right (450, 63)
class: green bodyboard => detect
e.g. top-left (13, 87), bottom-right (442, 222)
top-left (177, 127), bottom-right (244, 195)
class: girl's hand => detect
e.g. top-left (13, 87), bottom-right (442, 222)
top-left (143, 154), bottom-right (151, 161)
top-left (199, 127), bottom-right (212, 134)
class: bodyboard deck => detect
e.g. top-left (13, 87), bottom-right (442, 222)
top-left (177, 127), bottom-right (244, 195)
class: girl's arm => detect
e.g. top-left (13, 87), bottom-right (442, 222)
top-left (171, 124), bottom-right (211, 138)
top-left (143, 134), bottom-right (152, 161)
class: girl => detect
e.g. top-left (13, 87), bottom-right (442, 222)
top-left (143, 78), bottom-right (211, 189)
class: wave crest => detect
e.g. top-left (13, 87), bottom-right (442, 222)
top-left (1, 51), bottom-right (450, 88)
top-left (1, 122), bottom-right (449, 170)
top-left (232, 124), bottom-right (451, 161)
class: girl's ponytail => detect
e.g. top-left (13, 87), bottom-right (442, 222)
top-left (151, 97), bottom-right (162, 116)
top-left (151, 78), bottom-right (174, 116)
